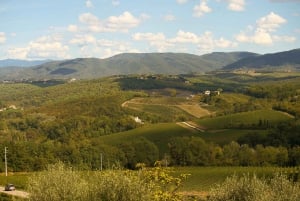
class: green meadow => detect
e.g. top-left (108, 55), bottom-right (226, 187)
top-left (196, 109), bottom-right (292, 129)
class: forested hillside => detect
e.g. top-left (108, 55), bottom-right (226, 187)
top-left (0, 72), bottom-right (300, 171)
top-left (223, 48), bottom-right (300, 71)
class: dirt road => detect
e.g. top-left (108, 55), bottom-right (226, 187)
top-left (0, 186), bottom-right (29, 198)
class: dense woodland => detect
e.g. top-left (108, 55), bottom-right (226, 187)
top-left (0, 72), bottom-right (300, 171)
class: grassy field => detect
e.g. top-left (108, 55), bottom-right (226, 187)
top-left (100, 123), bottom-right (198, 155)
top-left (198, 129), bottom-right (269, 145)
top-left (173, 166), bottom-right (299, 192)
top-left (196, 109), bottom-right (293, 129)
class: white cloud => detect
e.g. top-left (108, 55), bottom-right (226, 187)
top-left (79, 13), bottom-right (100, 25)
top-left (7, 48), bottom-right (28, 59)
top-left (77, 12), bottom-right (141, 33)
top-left (133, 30), bottom-right (237, 54)
top-left (177, 0), bottom-right (189, 4)
top-left (196, 31), bottom-right (237, 52)
top-left (77, 38), bottom-right (139, 58)
top-left (85, 0), bottom-right (93, 8)
top-left (7, 35), bottom-right (70, 60)
top-left (193, 0), bottom-right (212, 17)
top-left (68, 25), bottom-right (79, 32)
top-left (227, 0), bottom-right (245, 11)
top-left (69, 34), bottom-right (96, 45)
top-left (171, 30), bottom-right (199, 43)
top-left (0, 32), bottom-right (6, 44)
top-left (106, 11), bottom-right (140, 32)
top-left (132, 32), bottom-right (172, 51)
top-left (215, 37), bottom-right (238, 48)
top-left (164, 14), bottom-right (176, 21)
top-left (256, 12), bottom-right (286, 32)
top-left (235, 12), bottom-right (295, 45)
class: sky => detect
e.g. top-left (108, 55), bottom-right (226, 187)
top-left (0, 0), bottom-right (300, 60)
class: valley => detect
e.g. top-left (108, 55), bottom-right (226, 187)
top-left (0, 50), bottom-right (300, 200)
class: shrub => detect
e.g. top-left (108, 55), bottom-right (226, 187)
top-left (86, 169), bottom-right (153, 201)
top-left (27, 162), bottom-right (88, 201)
top-left (27, 162), bottom-right (186, 201)
top-left (207, 173), bottom-right (300, 201)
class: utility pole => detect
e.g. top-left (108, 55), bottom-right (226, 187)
top-left (100, 153), bottom-right (103, 171)
top-left (4, 147), bottom-right (7, 177)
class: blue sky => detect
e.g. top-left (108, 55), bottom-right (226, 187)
top-left (0, 0), bottom-right (299, 60)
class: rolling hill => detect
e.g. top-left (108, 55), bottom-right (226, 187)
top-left (0, 52), bottom-right (256, 80)
top-left (223, 48), bottom-right (300, 71)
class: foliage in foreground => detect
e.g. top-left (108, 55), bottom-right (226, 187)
top-left (27, 162), bottom-right (188, 201)
top-left (208, 173), bottom-right (300, 201)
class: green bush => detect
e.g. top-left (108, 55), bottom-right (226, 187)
top-left (27, 162), bottom-right (185, 201)
top-left (208, 173), bottom-right (300, 201)
top-left (27, 162), bottom-right (88, 201)
top-left (86, 170), bottom-right (153, 201)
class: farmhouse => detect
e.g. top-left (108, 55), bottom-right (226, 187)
top-left (204, 90), bottom-right (211, 95)
top-left (134, 116), bottom-right (143, 124)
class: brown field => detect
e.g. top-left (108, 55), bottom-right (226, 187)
top-left (122, 97), bottom-right (213, 118)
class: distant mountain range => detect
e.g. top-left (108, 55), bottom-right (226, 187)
top-left (223, 48), bottom-right (300, 71)
top-left (0, 49), bottom-right (299, 80)
top-left (0, 59), bottom-right (51, 68)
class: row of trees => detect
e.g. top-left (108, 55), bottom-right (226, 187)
top-left (1, 136), bottom-right (300, 172)
top-left (169, 137), bottom-right (300, 167)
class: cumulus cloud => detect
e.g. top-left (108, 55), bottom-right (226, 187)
top-left (227, 0), bottom-right (245, 11)
top-left (69, 34), bottom-right (96, 45)
top-left (171, 30), bottom-right (199, 43)
top-left (256, 12), bottom-right (286, 32)
top-left (106, 11), bottom-right (140, 32)
top-left (7, 47), bottom-right (28, 59)
top-left (132, 32), bottom-right (172, 52)
top-left (68, 25), bottom-right (79, 32)
top-left (133, 30), bottom-right (237, 54)
top-left (77, 38), bottom-right (139, 58)
top-left (77, 11), bottom-right (141, 33)
top-left (235, 12), bottom-right (296, 45)
top-left (193, 0), bottom-right (212, 17)
top-left (7, 35), bottom-right (70, 60)
top-left (0, 32), bottom-right (6, 44)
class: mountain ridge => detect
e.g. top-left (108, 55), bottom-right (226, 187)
top-left (223, 48), bottom-right (300, 70)
top-left (0, 59), bottom-right (52, 68)
top-left (1, 50), bottom-right (297, 80)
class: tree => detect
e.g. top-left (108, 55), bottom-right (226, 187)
top-left (222, 141), bottom-right (240, 166)
top-left (238, 144), bottom-right (256, 166)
